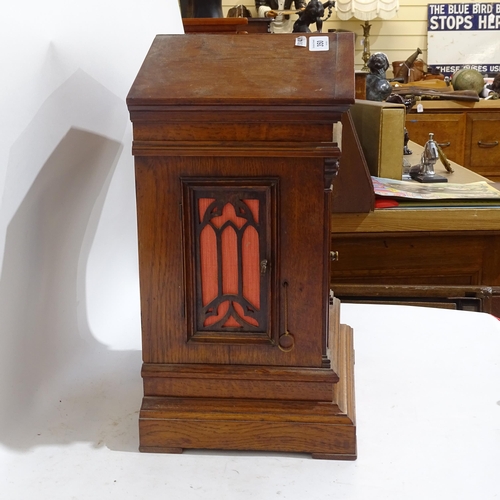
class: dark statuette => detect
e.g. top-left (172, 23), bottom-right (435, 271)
top-left (292, 0), bottom-right (334, 33)
top-left (366, 52), bottom-right (392, 102)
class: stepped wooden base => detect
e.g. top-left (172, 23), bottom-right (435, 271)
top-left (138, 324), bottom-right (356, 460)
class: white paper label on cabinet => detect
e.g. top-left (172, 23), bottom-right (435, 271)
top-left (309, 36), bottom-right (329, 51)
top-left (295, 36), bottom-right (307, 47)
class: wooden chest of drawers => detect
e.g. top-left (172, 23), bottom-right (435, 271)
top-left (406, 101), bottom-right (500, 181)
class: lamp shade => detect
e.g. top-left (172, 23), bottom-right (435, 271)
top-left (336, 0), bottom-right (399, 21)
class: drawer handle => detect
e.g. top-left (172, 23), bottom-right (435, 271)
top-left (478, 140), bottom-right (499, 148)
top-left (437, 141), bottom-right (451, 148)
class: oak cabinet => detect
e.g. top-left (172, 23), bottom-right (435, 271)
top-left (128, 33), bottom-right (357, 459)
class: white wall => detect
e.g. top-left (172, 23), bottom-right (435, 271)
top-left (0, 2), bottom-right (183, 364)
top-left (224, 0), bottom-right (432, 73)
top-left (0, 0), bottom-right (184, 450)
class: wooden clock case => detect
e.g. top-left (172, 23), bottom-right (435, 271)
top-left (127, 32), bottom-right (357, 459)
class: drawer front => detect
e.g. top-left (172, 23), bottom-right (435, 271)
top-left (406, 113), bottom-right (466, 165)
top-left (330, 233), bottom-right (500, 287)
top-left (466, 113), bottom-right (500, 179)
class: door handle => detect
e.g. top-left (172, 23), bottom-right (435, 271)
top-left (478, 140), bottom-right (499, 148)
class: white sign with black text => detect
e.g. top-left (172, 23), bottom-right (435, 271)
top-left (427, 2), bottom-right (500, 75)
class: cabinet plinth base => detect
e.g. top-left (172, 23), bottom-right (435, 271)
top-left (138, 324), bottom-right (356, 460)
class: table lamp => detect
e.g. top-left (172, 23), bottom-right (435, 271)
top-left (335, 0), bottom-right (399, 70)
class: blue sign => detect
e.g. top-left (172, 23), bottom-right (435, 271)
top-left (427, 3), bottom-right (500, 75)
top-left (428, 3), bottom-right (500, 30)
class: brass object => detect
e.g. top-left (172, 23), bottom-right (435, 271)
top-left (360, 21), bottom-right (371, 71)
top-left (436, 143), bottom-right (454, 173)
top-left (478, 140), bottom-right (499, 148)
top-left (260, 259), bottom-right (269, 275)
top-left (279, 281), bottom-right (295, 352)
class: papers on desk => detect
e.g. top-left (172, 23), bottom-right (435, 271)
top-left (372, 177), bottom-right (500, 207)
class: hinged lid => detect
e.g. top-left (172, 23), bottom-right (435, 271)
top-left (127, 33), bottom-right (355, 112)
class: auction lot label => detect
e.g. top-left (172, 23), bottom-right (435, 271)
top-left (428, 3), bottom-right (500, 75)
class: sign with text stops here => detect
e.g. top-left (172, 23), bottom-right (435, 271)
top-left (427, 3), bottom-right (500, 75)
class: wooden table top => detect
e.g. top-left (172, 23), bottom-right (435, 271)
top-left (332, 142), bottom-right (500, 234)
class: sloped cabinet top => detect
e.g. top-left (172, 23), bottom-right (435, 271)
top-left (127, 33), bottom-right (355, 111)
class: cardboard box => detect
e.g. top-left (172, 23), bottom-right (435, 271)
top-left (350, 100), bottom-right (405, 180)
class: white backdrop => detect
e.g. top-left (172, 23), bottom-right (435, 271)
top-left (0, 0), bottom-right (183, 352)
top-left (0, 0), bottom-right (183, 451)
